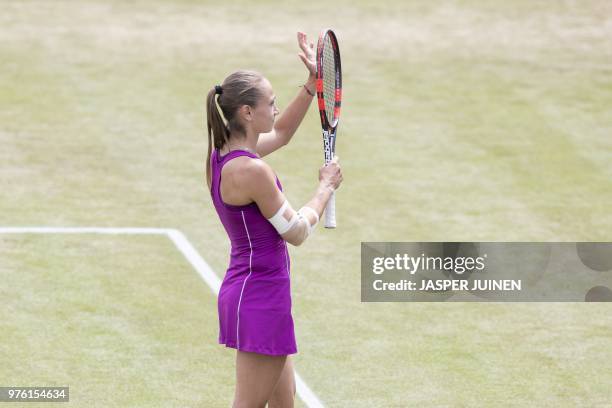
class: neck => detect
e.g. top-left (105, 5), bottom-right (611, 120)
top-left (223, 132), bottom-right (259, 155)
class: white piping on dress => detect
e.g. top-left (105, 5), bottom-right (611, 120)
top-left (284, 241), bottom-right (290, 276)
top-left (236, 211), bottom-right (253, 350)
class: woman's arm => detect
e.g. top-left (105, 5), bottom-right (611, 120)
top-left (256, 32), bottom-right (317, 158)
top-left (256, 76), bottom-right (315, 157)
top-left (239, 157), bottom-right (342, 246)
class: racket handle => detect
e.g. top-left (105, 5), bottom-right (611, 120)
top-left (324, 190), bottom-right (336, 228)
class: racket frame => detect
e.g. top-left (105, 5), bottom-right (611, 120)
top-left (315, 29), bottom-right (342, 228)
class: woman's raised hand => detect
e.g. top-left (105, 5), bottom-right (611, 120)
top-left (297, 32), bottom-right (316, 78)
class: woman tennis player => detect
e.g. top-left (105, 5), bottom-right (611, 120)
top-left (205, 32), bottom-right (343, 407)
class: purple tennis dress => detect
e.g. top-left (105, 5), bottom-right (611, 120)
top-left (210, 148), bottom-right (297, 356)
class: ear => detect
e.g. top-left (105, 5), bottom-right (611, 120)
top-left (239, 105), bottom-right (253, 122)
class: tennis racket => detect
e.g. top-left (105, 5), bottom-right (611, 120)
top-left (316, 28), bottom-right (342, 228)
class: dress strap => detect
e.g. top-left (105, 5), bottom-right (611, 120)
top-left (216, 148), bottom-right (259, 163)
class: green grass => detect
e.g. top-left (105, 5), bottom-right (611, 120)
top-left (0, 234), bottom-right (232, 406)
top-left (1, 0), bottom-right (611, 406)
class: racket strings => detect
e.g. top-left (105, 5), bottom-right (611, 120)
top-left (322, 36), bottom-right (337, 124)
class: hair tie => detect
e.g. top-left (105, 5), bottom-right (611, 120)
top-left (214, 85), bottom-right (223, 95)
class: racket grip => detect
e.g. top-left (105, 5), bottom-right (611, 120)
top-left (324, 190), bottom-right (336, 228)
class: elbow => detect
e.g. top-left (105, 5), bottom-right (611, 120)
top-left (285, 236), bottom-right (305, 247)
top-left (280, 133), bottom-right (289, 146)
top-left (274, 129), bottom-right (289, 146)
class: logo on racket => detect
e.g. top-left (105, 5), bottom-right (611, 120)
top-left (323, 132), bottom-right (332, 162)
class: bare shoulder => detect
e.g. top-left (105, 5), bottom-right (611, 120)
top-left (223, 156), bottom-right (276, 193)
top-left (221, 155), bottom-right (285, 216)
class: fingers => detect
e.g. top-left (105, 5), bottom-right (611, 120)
top-left (297, 32), bottom-right (306, 47)
top-left (297, 32), bottom-right (313, 54)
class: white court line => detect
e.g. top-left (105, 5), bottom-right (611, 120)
top-left (0, 226), bottom-right (325, 408)
top-left (0, 226), bottom-right (170, 235)
top-left (166, 229), bottom-right (221, 295)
